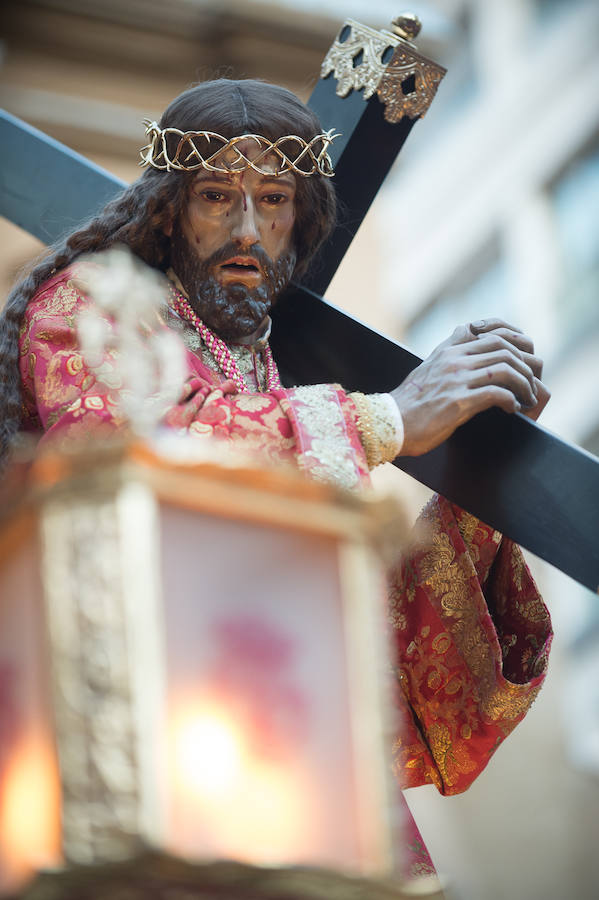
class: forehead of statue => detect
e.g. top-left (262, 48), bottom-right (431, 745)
top-left (211, 137), bottom-right (287, 176)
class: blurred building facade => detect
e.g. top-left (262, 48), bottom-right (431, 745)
top-left (1, 1), bottom-right (598, 898)
top-left (370, 4), bottom-right (599, 899)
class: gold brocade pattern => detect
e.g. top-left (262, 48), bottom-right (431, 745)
top-left (43, 281), bottom-right (82, 316)
top-left (388, 495), bottom-right (551, 795)
top-left (20, 268), bottom-right (297, 472)
top-left (452, 508), bottom-right (502, 576)
top-left (453, 510), bottom-right (480, 548)
top-left (415, 517), bottom-right (539, 722)
top-left (288, 384), bottom-right (362, 491)
top-left (511, 545), bottom-right (526, 592)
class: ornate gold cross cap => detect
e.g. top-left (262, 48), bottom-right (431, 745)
top-left (320, 13), bottom-right (446, 123)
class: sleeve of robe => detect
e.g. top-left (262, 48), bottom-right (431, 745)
top-left (18, 268), bottom-right (370, 492)
top-left (388, 493), bottom-right (553, 796)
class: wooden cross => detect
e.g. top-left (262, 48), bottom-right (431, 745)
top-left (1, 15), bottom-right (598, 592)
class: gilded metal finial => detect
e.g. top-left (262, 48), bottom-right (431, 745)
top-left (320, 17), bottom-right (445, 122)
top-left (391, 13), bottom-right (422, 43)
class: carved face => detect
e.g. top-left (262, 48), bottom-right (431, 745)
top-left (170, 141), bottom-right (297, 342)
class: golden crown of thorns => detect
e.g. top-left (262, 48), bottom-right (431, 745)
top-left (139, 120), bottom-right (339, 177)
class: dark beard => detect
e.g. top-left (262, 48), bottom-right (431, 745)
top-left (170, 224), bottom-right (297, 342)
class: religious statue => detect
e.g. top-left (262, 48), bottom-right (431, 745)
top-left (0, 78), bottom-right (553, 882)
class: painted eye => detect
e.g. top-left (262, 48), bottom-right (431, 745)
top-left (201, 190), bottom-right (227, 202)
top-left (263, 193), bottom-right (287, 205)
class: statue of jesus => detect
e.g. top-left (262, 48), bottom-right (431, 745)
top-left (0, 78), bottom-right (553, 883)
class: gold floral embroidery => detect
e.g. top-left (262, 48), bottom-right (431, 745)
top-left (66, 354), bottom-right (83, 376)
top-left (432, 633), bottom-right (451, 655)
top-left (392, 733), bottom-right (440, 788)
top-left (46, 400), bottom-right (80, 429)
top-left (455, 510), bottom-right (479, 547)
top-left (427, 722), bottom-right (478, 786)
top-left (235, 395), bottom-right (273, 413)
top-left (427, 670), bottom-right (442, 691)
top-left (388, 603), bottom-right (407, 632)
top-left (415, 504), bottom-right (541, 722)
top-left (46, 282), bottom-right (82, 316)
top-left (41, 353), bottom-right (82, 408)
top-left (189, 421), bottom-right (216, 438)
top-left (289, 384), bottom-right (361, 492)
top-left (83, 396), bottom-right (105, 411)
top-left (388, 497), bottom-right (551, 795)
top-left (511, 542), bottom-right (526, 591)
top-left (516, 595), bottom-right (551, 624)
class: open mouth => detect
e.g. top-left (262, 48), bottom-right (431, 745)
top-left (220, 257), bottom-right (261, 275)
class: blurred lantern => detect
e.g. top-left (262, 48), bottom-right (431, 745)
top-left (0, 438), bottom-right (408, 895)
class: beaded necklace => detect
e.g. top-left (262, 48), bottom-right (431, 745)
top-left (168, 286), bottom-right (282, 394)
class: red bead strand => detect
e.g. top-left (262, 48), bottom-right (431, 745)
top-left (169, 286), bottom-right (282, 393)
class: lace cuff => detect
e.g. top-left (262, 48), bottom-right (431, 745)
top-left (349, 391), bottom-right (404, 468)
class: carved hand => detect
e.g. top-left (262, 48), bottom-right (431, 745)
top-left (391, 318), bottom-right (551, 457)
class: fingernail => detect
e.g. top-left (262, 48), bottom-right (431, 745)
top-left (470, 320), bottom-right (486, 333)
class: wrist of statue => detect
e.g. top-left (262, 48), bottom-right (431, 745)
top-left (349, 391), bottom-right (404, 468)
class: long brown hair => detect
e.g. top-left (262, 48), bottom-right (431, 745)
top-left (0, 79), bottom-right (337, 463)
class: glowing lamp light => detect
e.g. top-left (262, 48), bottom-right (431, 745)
top-left (217, 762), bottom-right (312, 866)
top-left (171, 704), bottom-right (244, 797)
top-left (166, 698), bottom-right (313, 866)
top-left (0, 736), bottom-right (61, 891)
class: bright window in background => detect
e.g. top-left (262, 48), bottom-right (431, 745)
top-left (551, 140), bottom-right (599, 344)
top-left (406, 248), bottom-right (511, 357)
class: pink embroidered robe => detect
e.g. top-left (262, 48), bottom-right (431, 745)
top-left (17, 266), bottom-right (553, 881)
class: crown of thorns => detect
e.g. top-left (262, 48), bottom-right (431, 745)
top-left (139, 120), bottom-right (339, 177)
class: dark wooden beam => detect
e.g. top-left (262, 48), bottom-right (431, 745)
top-left (0, 110), bottom-right (125, 244)
top-left (271, 284), bottom-right (599, 594)
top-left (300, 74), bottom-right (416, 295)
